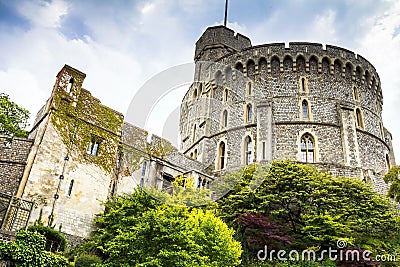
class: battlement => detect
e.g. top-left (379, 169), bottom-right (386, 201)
top-left (194, 26), bottom-right (252, 61)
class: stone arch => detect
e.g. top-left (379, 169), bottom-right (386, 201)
top-left (321, 57), bottom-right (330, 75)
top-left (283, 55), bottom-right (293, 72)
top-left (365, 70), bottom-right (371, 87)
top-left (296, 55), bottom-right (306, 73)
top-left (215, 70), bottom-right (223, 86)
top-left (309, 55), bottom-right (318, 73)
top-left (345, 62), bottom-right (353, 81)
top-left (355, 66), bottom-right (362, 84)
top-left (258, 57), bottom-right (267, 74)
top-left (224, 66), bottom-right (232, 85)
top-left (243, 135), bottom-right (253, 165)
top-left (271, 56), bottom-right (280, 75)
top-left (246, 59), bottom-right (256, 78)
top-left (235, 62), bottom-right (244, 73)
top-left (333, 59), bottom-right (342, 78)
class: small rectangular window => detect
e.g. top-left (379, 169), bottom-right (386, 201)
top-left (262, 142), bottom-right (266, 160)
top-left (68, 180), bottom-right (74, 196)
top-left (87, 136), bottom-right (101, 156)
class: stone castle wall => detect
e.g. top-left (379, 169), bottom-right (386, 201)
top-left (181, 26), bottom-right (395, 192)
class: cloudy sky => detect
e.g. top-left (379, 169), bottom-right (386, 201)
top-left (0, 0), bottom-right (399, 160)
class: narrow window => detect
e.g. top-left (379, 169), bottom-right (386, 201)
top-left (246, 104), bottom-right (253, 122)
top-left (223, 89), bottom-right (228, 102)
top-left (193, 125), bottom-right (197, 142)
top-left (141, 162), bottom-right (147, 176)
top-left (355, 108), bottom-right (363, 129)
top-left (244, 136), bottom-right (252, 165)
top-left (193, 88), bottom-right (198, 99)
top-left (353, 86), bottom-right (360, 101)
top-left (67, 180), bottom-right (74, 196)
top-left (218, 142), bottom-right (226, 170)
top-left (302, 100), bottom-right (309, 119)
top-left (262, 142), bottom-right (266, 160)
top-left (190, 152), bottom-right (193, 158)
top-left (301, 133), bottom-right (315, 163)
top-left (87, 137), bottom-right (101, 156)
top-left (66, 78), bottom-right (73, 93)
top-left (194, 149), bottom-right (198, 160)
top-left (386, 154), bottom-right (391, 171)
top-left (380, 122), bottom-right (384, 139)
top-left (301, 78), bottom-right (305, 92)
top-left (222, 110), bottom-right (228, 128)
top-left (247, 82), bottom-right (252, 95)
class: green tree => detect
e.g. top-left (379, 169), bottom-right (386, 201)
top-left (0, 93), bottom-right (30, 138)
top-left (87, 188), bottom-right (241, 266)
top-left (217, 160), bottom-right (400, 263)
top-left (384, 165), bottom-right (400, 202)
top-left (0, 230), bottom-right (69, 267)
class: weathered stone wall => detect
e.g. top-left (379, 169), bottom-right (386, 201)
top-left (181, 26), bottom-right (395, 193)
top-left (0, 136), bottom-right (33, 195)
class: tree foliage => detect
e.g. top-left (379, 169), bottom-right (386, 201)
top-left (0, 93), bottom-right (30, 138)
top-left (88, 188), bottom-right (241, 266)
top-left (0, 230), bottom-right (69, 267)
top-left (217, 160), bottom-right (400, 263)
top-left (384, 165), bottom-right (400, 202)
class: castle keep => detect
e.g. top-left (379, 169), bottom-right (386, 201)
top-left (0, 25), bottom-right (396, 242)
top-left (181, 26), bottom-right (395, 193)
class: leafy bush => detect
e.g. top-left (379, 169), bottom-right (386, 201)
top-left (75, 253), bottom-right (102, 267)
top-left (28, 224), bottom-right (67, 252)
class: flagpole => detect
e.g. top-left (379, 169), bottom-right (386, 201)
top-left (224, 0), bottom-right (228, 26)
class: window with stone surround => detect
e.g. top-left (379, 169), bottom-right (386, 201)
top-left (87, 136), bottom-right (101, 156)
top-left (301, 133), bottom-right (315, 163)
top-left (386, 154), bottom-right (391, 172)
top-left (67, 179), bottom-right (74, 196)
top-left (247, 82), bottom-right (252, 96)
top-left (302, 100), bottom-right (309, 119)
top-left (353, 86), bottom-right (360, 101)
top-left (223, 88), bottom-right (228, 102)
top-left (355, 108), bottom-right (363, 129)
top-left (244, 136), bottom-right (252, 165)
top-left (218, 142), bottom-right (226, 170)
top-left (246, 104), bottom-right (253, 122)
top-left (66, 78), bottom-right (73, 93)
top-left (222, 110), bottom-right (228, 128)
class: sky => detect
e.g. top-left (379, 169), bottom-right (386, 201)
top-left (0, 0), bottom-right (399, 160)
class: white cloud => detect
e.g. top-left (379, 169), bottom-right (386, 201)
top-left (308, 9), bottom-right (338, 44)
top-left (17, 0), bottom-right (69, 28)
top-left (357, 0), bottom-right (400, 160)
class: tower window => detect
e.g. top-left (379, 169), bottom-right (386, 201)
top-left (355, 108), bottom-right (363, 129)
top-left (244, 136), bottom-right (252, 165)
top-left (141, 162), bottom-right (147, 177)
top-left (87, 137), bottom-right (101, 156)
top-left (193, 89), bottom-right (198, 99)
top-left (218, 142), bottom-right (226, 170)
top-left (247, 82), bottom-right (252, 95)
top-left (353, 86), bottom-right (360, 101)
top-left (194, 149), bottom-right (198, 160)
top-left (222, 110), bottom-right (228, 128)
top-left (386, 154), bottom-right (391, 171)
top-left (193, 125), bottom-right (197, 142)
top-left (246, 104), bottom-right (253, 122)
top-left (223, 89), bottom-right (228, 102)
top-left (301, 133), bottom-right (315, 163)
top-left (302, 100), bottom-right (309, 119)
top-left (66, 78), bottom-right (74, 93)
top-left (67, 180), bottom-right (74, 196)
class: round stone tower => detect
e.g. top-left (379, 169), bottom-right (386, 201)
top-left (180, 26), bottom-right (396, 193)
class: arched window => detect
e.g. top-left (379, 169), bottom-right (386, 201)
top-left (66, 78), bottom-right (74, 93)
top-left (194, 149), bottom-right (198, 160)
top-left (193, 125), bottom-right (197, 142)
top-left (271, 56), bottom-right (280, 74)
top-left (244, 136), bottom-right (252, 165)
top-left (215, 70), bottom-right (223, 86)
top-left (235, 62), bottom-right (244, 73)
top-left (193, 88), bottom-right (198, 99)
top-left (246, 104), bottom-right (253, 122)
top-left (247, 60), bottom-right (255, 78)
top-left (353, 86), bottom-right (360, 101)
top-left (222, 110), bottom-right (228, 128)
top-left (301, 133), bottom-right (315, 163)
top-left (355, 108), bottom-right (363, 129)
top-left (299, 77), bottom-right (307, 92)
top-left (218, 142), bottom-right (226, 170)
top-left (302, 100), bottom-right (309, 119)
